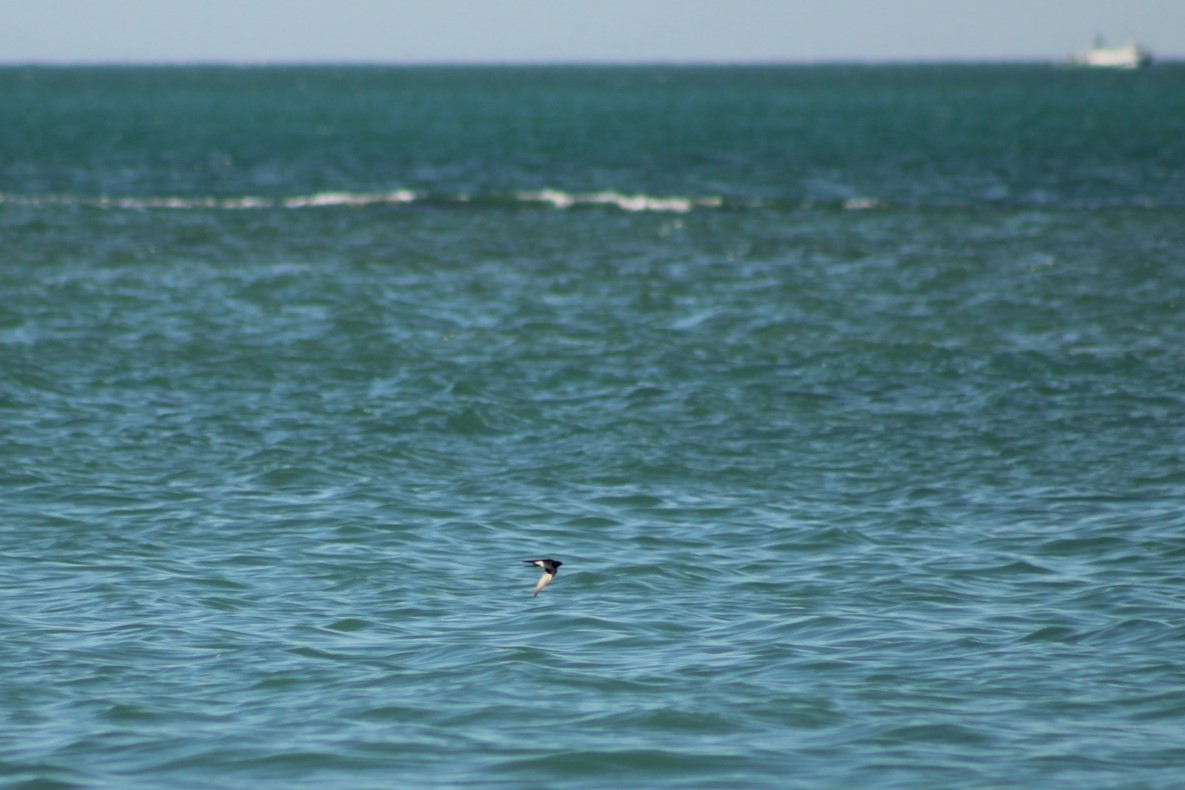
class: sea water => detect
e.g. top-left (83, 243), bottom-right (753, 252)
top-left (2, 64), bottom-right (1184, 788)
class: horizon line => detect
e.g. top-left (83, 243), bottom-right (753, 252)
top-left (2, 55), bottom-right (1182, 68)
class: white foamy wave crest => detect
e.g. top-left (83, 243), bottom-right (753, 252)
top-left (0, 189), bottom-right (730, 213)
top-left (281, 190), bottom-right (419, 208)
top-left (0, 191), bottom-right (420, 211)
top-left (103, 196), bottom-right (278, 210)
top-left (516, 190), bottom-right (724, 213)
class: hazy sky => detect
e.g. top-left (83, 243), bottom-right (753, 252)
top-left (3, 0), bottom-right (1182, 64)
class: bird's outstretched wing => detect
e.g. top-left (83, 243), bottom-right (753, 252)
top-left (533, 571), bottom-right (555, 597)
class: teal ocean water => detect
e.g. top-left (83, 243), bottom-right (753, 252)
top-left (3, 65), bottom-right (1185, 788)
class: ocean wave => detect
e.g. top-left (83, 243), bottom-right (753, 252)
top-left (280, 190), bottom-right (420, 209)
top-left (514, 189), bottom-right (725, 213)
top-left (0, 190), bottom-right (422, 211)
top-left (3, 188), bottom-right (1176, 215)
top-left (25, 189), bottom-right (1150, 214)
top-left (0, 189), bottom-right (735, 214)
top-left (25, 189), bottom-right (1131, 214)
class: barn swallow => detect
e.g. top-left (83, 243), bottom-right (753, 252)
top-left (523, 558), bottom-right (563, 597)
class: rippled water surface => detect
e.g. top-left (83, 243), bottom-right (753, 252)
top-left (2, 65), bottom-right (1185, 788)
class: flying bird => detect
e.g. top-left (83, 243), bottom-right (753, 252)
top-left (523, 558), bottom-right (563, 597)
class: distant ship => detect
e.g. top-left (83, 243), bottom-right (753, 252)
top-left (1070, 37), bottom-right (1153, 69)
